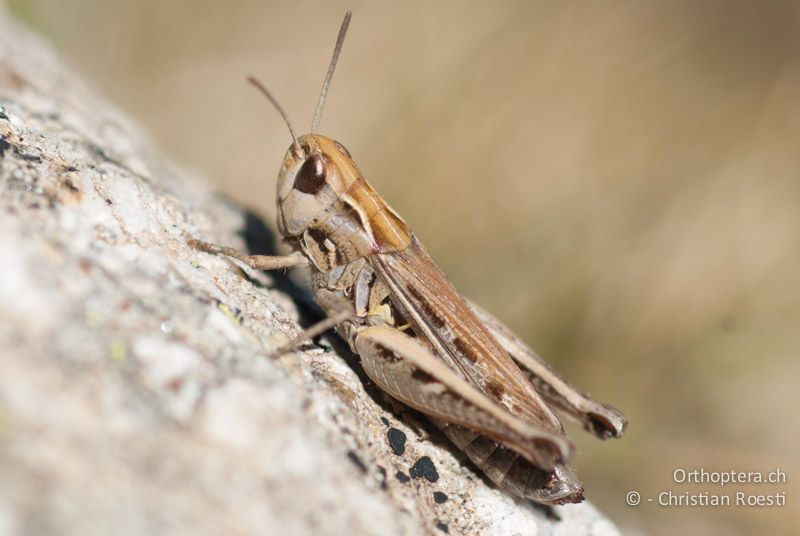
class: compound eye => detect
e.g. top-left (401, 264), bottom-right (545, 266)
top-left (294, 153), bottom-right (327, 194)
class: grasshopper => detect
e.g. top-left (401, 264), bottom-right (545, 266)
top-left (189, 11), bottom-right (626, 505)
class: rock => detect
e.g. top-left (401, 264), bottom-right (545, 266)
top-left (0, 7), bottom-right (621, 536)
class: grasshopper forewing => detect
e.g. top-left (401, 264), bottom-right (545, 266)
top-left (189, 11), bottom-right (626, 505)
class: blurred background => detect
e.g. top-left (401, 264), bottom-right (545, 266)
top-left (8, 1), bottom-right (799, 534)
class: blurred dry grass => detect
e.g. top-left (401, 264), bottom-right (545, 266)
top-left (8, 1), bottom-right (799, 534)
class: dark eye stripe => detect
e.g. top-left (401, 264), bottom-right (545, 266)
top-left (294, 153), bottom-right (327, 194)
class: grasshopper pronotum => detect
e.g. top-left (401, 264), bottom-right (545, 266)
top-left (189, 11), bottom-right (626, 505)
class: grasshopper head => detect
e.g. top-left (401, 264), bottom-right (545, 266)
top-left (245, 12), bottom-right (357, 240)
top-left (276, 134), bottom-right (363, 236)
top-left (247, 12), bottom-right (408, 253)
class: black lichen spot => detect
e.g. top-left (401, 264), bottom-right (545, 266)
top-left (409, 456), bottom-right (439, 482)
top-left (0, 109), bottom-right (8, 121)
top-left (387, 428), bottom-right (407, 456)
top-left (395, 471), bottom-right (410, 483)
top-left (346, 451), bottom-right (367, 474)
top-left (433, 491), bottom-right (448, 504)
top-left (436, 522), bottom-right (449, 533)
top-left (105, 198), bottom-right (113, 206)
top-left (380, 416), bottom-right (390, 426)
top-left (65, 165), bottom-right (78, 172)
top-left (0, 137), bottom-right (10, 158)
top-left (411, 368), bottom-right (437, 384)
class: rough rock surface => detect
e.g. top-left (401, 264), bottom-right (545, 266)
top-left (0, 8), bottom-right (621, 536)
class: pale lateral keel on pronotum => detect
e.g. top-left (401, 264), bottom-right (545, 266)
top-left (188, 11), bottom-right (626, 505)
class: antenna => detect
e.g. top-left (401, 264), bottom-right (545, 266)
top-left (246, 75), bottom-right (301, 153)
top-left (310, 11), bottom-right (352, 134)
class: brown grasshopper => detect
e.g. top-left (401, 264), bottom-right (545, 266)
top-left (189, 11), bottom-right (626, 505)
